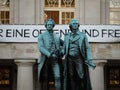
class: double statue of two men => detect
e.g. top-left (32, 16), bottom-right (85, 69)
top-left (38, 18), bottom-right (96, 90)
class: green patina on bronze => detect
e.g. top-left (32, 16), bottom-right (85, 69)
top-left (38, 19), bottom-right (63, 90)
top-left (62, 19), bottom-right (96, 90)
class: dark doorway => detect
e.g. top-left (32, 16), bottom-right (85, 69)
top-left (0, 60), bottom-right (17, 90)
top-left (104, 60), bottom-right (120, 90)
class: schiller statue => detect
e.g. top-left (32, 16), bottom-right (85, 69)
top-left (61, 19), bottom-right (96, 90)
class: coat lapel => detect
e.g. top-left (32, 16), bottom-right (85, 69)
top-left (78, 32), bottom-right (85, 57)
top-left (72, 35), bottom-right (80, 42)
top-left (44, 31), bottom-right (50, 46)
top-left (53, 33), bottom-right (59, 49)
top-left (66, 33), bottom-right (70, 55)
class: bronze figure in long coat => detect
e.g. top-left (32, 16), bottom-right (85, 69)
top-left (38, 19), bottom-right (63, 90)
top-left (62, 19), bottom-right (96, 90)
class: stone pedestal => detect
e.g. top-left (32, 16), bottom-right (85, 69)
top-left (15, 59), bottom-right (35, 90)
top-left (89, 60), bottom-right (107, 90)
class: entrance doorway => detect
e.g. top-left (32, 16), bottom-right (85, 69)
top-left (0, 60), bottom-right (17, 90)
top-left (104, 60), bottom-right (120, 90)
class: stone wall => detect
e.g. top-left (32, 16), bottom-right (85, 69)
top-left (0, 43), bottom-right (119, 60)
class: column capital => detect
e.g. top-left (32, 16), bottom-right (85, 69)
top-left (93, 60), bottom-right (107, 66)
top-left (14, 59), bottom-right (36, 66)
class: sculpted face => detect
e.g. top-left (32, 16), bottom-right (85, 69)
top-left (46, 20), bottom-right (54, 32)
top-left (70, 19), bottom-right (79, 33)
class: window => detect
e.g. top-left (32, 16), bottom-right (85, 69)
top-left (0, 0), bottom-right (10, 24)
top-left (62, 12), bottom-right (74, 24)
top-left (61, 0), bottom-right (75, 7)
top-left (44, 0), bottom-right (75, 24)
top-left (45, 0), bottom-right (59, 7)
top-left (109, 0), bottom-right (120, 24)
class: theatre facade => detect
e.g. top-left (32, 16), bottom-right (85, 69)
top-left (0, 0), bottom-right (120, 90)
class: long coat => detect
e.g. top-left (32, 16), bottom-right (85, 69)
top-left (37, 31), bottom-right (63, 81)
top-left (62, 31), bottom-right (96, 90)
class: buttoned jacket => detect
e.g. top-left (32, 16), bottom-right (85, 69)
top-left (37, 30), bottom-right (62, 80)
top-left (62, 30), bottom-right (96, 90)
top-left (62, 30), bottom-right (95, 69)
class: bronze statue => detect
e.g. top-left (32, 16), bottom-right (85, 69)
top-left (38, 19), bottom-right (63, 90)
top-left (62, 19), bottom-right (96, 90)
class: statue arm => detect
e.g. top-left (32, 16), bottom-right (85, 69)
top-left (38, 35), bottom-right (51, 57)
top-left (60, 38), bottom-right (64, 46)
top-left (60, 36), bottom-right (67, 56)
top-left (84, 35), bottom-right (96, 69)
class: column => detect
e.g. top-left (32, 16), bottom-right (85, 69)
top-left (39, 0), bottom-right (44, 24)
top-left (15, 59), bottom-right (35, 90)
top-left (89, 60), bottom-right (107, 90)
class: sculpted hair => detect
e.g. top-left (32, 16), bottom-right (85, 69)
top-left (45, 18), bottom-right (55, 28)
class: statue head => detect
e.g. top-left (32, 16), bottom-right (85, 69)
top-left (69, 19), bottom-right (80, 33)
top-left (45, 18), bottom-right (55, 32)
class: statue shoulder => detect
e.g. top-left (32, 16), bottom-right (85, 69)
top-left (79, 31), bottom-right (86, 36)
top-left (65, 32), bottom-right (71, 36)
top-left (64, 33), bottom-right (69, 36)
top-left (39, 31), bottom-right (47, 36)
top-left (78, 31), bottom-right (88, 40)
top-left (38, 31), bottom-right (46, 39)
